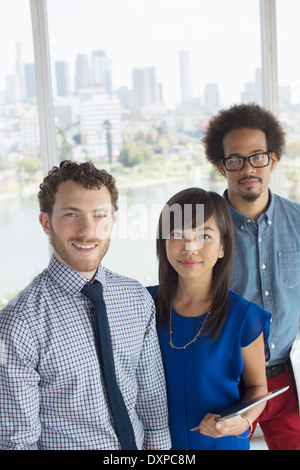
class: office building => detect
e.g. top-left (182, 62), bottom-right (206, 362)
top-left (132, 67), bottom-right (157, 110)
top-left (204, 83), bottom-right (220, 115)
top-left (15, 42), bottom-right (26, 102)
top-left (24, 63), bottom-right (37, 103)
top-left (279, 86), bottom-right (292, 110)
top-left (6, 75), bottom-right (18, 104)
top-left (75, 54), bottom-right (91, 91)
top-left (241, 68), bottom-right (263, 106)
top-left (92, 50), bottom-right (112, 94)
top-left (20, 105), bottom-right (40, 155)
top-left (79, 89), bottom-right (122, 159)
top-left (179, 51), bottom-right (192, 103)
top-left (55, 61), bottom-right (70, 96)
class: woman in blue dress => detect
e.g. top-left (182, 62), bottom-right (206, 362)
top-left (148, 188), bottom-right (271, 450)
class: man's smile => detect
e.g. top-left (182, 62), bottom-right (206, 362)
top-left (71, 242), bottom-right (98, 252)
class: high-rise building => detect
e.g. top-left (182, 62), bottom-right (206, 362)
top-left (241, 68), bottom-right (263, 106)
top-left (55, 61), bottom-right (70, 96)
top-left (20, 105), bottom-right (40, 155)
top-left (15, 42), bottom-right (25, 102)
top-left (92, 50), bottom-right (112, 94)
top-left (116, 86), bottom-right (133, 110)
top-left (204, 83), bottom-right (220, 115)
top-left (279, 85), bottom-right (292, 110)
top-left (75, 54), bottom-right (91, 91)
top-left (24, 63), bottom-right (37, 103)
top-left (53, 94), bottom-right (79, 126)
top-left (6, 75), bottom-right (18, 104)
top-left (79, 89), bottom-right (122, 159)
top-left (132, 67), bottom-right (157, 110)
top-left (241, 82), bottom-right (256, 104)
top-left (179, 51), bottom-right (192, 103)
top-left (254, 68), bottom-right (263, 106)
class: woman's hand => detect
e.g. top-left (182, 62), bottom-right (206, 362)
top-left (198, 413), bottom-right (250, 438)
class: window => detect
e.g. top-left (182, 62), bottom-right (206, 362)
top-left (276, 0), bottom-right (300, 202)
top-left (46, 0), bottom-right (262, 285)
top-left (0, 0), bottom-right (48, 306)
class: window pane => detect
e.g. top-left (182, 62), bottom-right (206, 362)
top-left (0, 0), bottom-right (48, 306)
top-left (276, 0), bottom-right (300, 202)
top-left (46, 0), bottom-right (261, 286)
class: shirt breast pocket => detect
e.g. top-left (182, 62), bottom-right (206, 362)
top-left (278, 251), bottom-right (300, 288)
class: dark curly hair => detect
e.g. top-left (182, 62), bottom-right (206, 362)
top-left (38, 160), bottom-right (118, 215)
top-left (203, 103), bottom-right (286, 166)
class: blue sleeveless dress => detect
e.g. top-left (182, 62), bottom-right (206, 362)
top-left (147, 287), bottom-right (271, 450)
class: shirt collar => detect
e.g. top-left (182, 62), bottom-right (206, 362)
top-left (223, 189), bottom-right (275, 229)
top-left (47, 255), bottom-right (107, 296)
top-left (263, 189), bottom-right (275, 223)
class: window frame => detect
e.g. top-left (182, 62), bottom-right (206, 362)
top-left (30, 0), bottom-right (280, 193)
top-left (30, 0), bottom-right (58, 176)
top-left (260, 0), bottom-right (280, 194)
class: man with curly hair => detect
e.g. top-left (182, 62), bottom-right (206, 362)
top-left (203, 103), bottom-right (300, 450)
top-left (0, 160), bottom-right (171, 450)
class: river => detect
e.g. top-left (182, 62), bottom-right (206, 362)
top-left (0, 171), bottom-right (225, 302)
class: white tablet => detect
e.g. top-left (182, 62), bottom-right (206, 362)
top-left (190, 386), bottom-right (289, 430)
top-left (215, 386), bottom-right (289, 421)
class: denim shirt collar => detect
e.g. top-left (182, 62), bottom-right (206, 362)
top-left (223, 189), bottom-right (275, 230)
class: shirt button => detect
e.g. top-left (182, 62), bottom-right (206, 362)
top-left (268, 220), bottom-right (272, 226)
top-left (265, 290), bottom-right (270, 296)
top-left (259, 237), bottom-right (262, 243)
top-left (247, 219), bottom-right (251, 223)
top-left (262, 264), bottom-right (266, 270)
top-left (240, 225), bottom-right (244, 230)
top-left (271, 343), bottom-right (275, 349)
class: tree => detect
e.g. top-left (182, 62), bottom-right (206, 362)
top-left (286, 138), bottom-right (300, 159)
top-left (17, 156), bottom-right (42, 175)
top-left (118, 141), bottom-right (143, 167)
top-left (102, 120), bottom-right (113, 163)
top-left (56, 126), bottom-right (74, 162)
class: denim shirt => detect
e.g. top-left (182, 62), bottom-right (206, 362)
top-left (224, 190), bottom-right (300, 366)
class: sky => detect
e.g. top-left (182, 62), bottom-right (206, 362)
top-left (1, 0), bottom-right (300, 108)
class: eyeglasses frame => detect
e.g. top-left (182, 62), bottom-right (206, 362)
top-left (222, 151), bottom-right (273, 172)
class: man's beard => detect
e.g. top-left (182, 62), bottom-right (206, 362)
top-left (238, 177), bottom-right (263, 203)
top-left (49, 222), bottom-right (110, 274)
top-left (240, 191), bottom-right (263, 203)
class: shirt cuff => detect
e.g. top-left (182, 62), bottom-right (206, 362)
top-left (143, 428), bottom-right (172, 450)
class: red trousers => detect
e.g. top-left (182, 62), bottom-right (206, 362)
top-left (252, 362), bottom-right (300, 450)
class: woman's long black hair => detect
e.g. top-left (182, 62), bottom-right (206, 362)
top-left (155, 188), bottom-right (234, 341)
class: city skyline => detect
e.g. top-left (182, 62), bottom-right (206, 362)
top-left (1, 0), bottom-right (300, 107)
top-left (0, 0), bottom-right (263, 109)
top-left (3, 40), bottom-right (265, 109)
top-left (3, 42), bottom-right (268, 115)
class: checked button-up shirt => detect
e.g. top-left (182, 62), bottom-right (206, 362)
top-left (0, 256), bottom-right (171, 450)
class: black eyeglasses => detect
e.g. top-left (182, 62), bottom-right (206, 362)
top-left (222, 151), bottom-right (273, 172)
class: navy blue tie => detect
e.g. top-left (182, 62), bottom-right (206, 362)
top-left (81, 281), bottom-right (137, 450)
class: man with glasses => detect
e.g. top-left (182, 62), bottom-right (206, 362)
top-left (203, 103), bottom-right (300, 450)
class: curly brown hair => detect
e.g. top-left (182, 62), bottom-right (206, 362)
top-left (202, 103), bottom-right (286, 166)
top-left (38, 160), bottom-right (118, 215)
